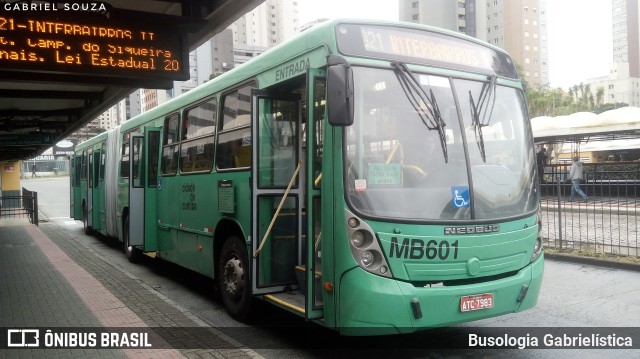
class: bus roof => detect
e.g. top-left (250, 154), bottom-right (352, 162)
top-left (78, 18), bottom-right (517, 148)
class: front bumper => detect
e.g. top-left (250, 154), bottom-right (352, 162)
top-left (338, 254), bottom-right (544, 335)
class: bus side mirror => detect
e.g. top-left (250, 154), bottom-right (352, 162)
top-left (327, 65), bottom-right (354, 126)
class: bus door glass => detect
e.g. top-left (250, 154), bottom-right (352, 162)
top-left (144, 128), bottom-right (161, 251)
top-left (128, 134), bottom-right (145, 247)
top-left (92, 148), bottom-right (102, 230)
top-left (73, 152), bottom-right (84, 219)
top-left (71, 154), bottom-right (83, 219)
top-left (306, 69), bottom-right (326, 318)
top-left (86, 147), bottom-right (93, 228)
top-left (251, 89), bottom-right (303, 294)
top-left (99, 145), bottom-right (107, 231)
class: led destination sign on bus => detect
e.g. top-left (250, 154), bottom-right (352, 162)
top-left (336, 24), bottom-right (518, 79)
top-left (0, 12), bottom-right (188, 83)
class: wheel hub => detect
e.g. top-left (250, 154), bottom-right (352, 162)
top-left (223, 257), bottom-right (244, 298)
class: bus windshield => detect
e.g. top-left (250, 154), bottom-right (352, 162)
top-left (345, 66), bottom-right (538, 221)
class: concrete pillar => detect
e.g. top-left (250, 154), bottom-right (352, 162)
top-left (1, 161), bottom-right (22, 209)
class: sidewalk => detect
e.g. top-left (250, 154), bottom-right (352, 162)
top-left (0, 218), bottom-right (261, 358)
top-left (540, 195), bottom-right (640, 214)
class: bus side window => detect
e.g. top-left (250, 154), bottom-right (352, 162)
top-left (100, 148), bottom-right (106, 181)
top-left (162, 113), bottom-right (180, 175)
top-left (180, 98), bottom-right (216, 173)
top-left (120, 132), bottom-right (130, 178)
top-left (216, 84), bottom-right (255, 170)
top-left (80, 150), bottom-right (87, 180)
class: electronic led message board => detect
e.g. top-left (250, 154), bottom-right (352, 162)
top-left (0, 9), bottom-right (189, 87)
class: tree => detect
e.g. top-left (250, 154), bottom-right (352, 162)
top-left (524, 82), bottom-right (618, 118)
top-left (595, 86), bottom-right (604, 107)
top-left (525, 85), bottom-right (566, 117)
top-left (205, 73), bottom-right (223, 82)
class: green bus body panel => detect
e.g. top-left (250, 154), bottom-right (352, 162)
top-left (256, 47), bottom-right (329, 89)
top-left (157, 171), bottom-right (251, 276)
top-left (338, 255), bottom-right (543, 335)
top-left (376, 219), bottom-right (538, 281)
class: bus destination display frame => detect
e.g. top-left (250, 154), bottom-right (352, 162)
top-left (335, 23), bottom-right (519, 79)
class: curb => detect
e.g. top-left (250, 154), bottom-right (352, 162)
top-left (545, 252), bottom-right (640, 272)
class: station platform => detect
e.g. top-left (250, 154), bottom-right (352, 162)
top-left (0, 218), bottom-right (260, 358)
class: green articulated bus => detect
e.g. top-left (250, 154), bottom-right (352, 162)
top-left (71, 19), bottom-right (543, 335)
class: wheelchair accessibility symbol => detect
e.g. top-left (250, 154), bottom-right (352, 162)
top-left (451, 186), bottom-right (470, 208)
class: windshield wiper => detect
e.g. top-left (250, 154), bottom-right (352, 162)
top-left (469, 75), bottom-right (497, 162)
top-left (392, 62), bottom-right (448, 163)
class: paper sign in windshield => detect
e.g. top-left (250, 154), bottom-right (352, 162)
top-left (368, 163), bottom-right (402, 185)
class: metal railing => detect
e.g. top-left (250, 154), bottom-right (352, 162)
top-left (0, 187), bottom-right (38, 225)
top-left (540, 162), bottom-right (640, 257)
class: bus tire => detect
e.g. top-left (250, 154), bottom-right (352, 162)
top-left (82, 204), bottom-right (91, 235)
top-left (123, 216), bottom-right (142, 263)
top-left (218, 236), bottom-right (252, 321)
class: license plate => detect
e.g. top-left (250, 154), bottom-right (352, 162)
top-left (460, 293), bottom-right (494, 312)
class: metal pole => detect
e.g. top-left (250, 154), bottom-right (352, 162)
top-left (557, 166), bottom-right (563, 251)
top-left (33, 191), bottom-right (38, 226)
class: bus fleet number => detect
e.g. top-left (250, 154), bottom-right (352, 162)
top-left (389, 237), bottom-right (459, 260)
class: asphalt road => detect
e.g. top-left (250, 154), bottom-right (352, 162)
top-left (22, 176), bottom-right (640, 358)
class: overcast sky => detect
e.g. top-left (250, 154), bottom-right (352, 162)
top-left (297, 0), bottom-right (613, 90)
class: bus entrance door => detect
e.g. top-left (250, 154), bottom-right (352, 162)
top-left (128, 134), bottom-right (144, 249)
top-left (71, 155), bottom-right (83, 219)
top-left (143, 128), bottom-right (160, 251)
top-left (305, 69), bottom-right (326, 320)
top-left (91, 148), bottom-right (102, 231)
top-left (128, 128), bottom-right (161, 253)
top-left (86, 147), bottom-right (93, 230)
top-left (251, 90), bottom-right (306, 312)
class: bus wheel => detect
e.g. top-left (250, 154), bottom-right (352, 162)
top-left (123, 216), bottom-right (142, 263)
top-left (82, 204), bottom-right (91, 235)
top-left (218, 236), bottom-right (252, 320)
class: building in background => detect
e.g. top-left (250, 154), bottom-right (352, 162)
top-left (400, 0), bottom-right (548, 87)
top-left (587, 0), bottom-right (640, 107)
top-left (213, 29), bottom-right (236, 74)
top-left (230, 0), bottom-right (299, 47)
top-left (399, 0), bottom-right (486, 40)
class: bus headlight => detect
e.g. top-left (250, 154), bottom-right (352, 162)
top-left (345, 210), bottom-right (393, 278)
top-left (361, 251), bottom-right (374, 266)
top-left (531, 215), bottom-right (543, 262)
top-left (350, 229), bottom-right (372, 248)
top-left (351, 230), bottom-right (365, 247)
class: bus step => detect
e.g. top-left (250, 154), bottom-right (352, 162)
top-left (264, 293), bottom-right (305, 315)
top-left (294, 265), bottom-right (322, 295)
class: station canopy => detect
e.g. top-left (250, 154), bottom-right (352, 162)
top-left (0, 0), bottom-right (261, 161)
top-left (531, 107), bottom-right (640, 144)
